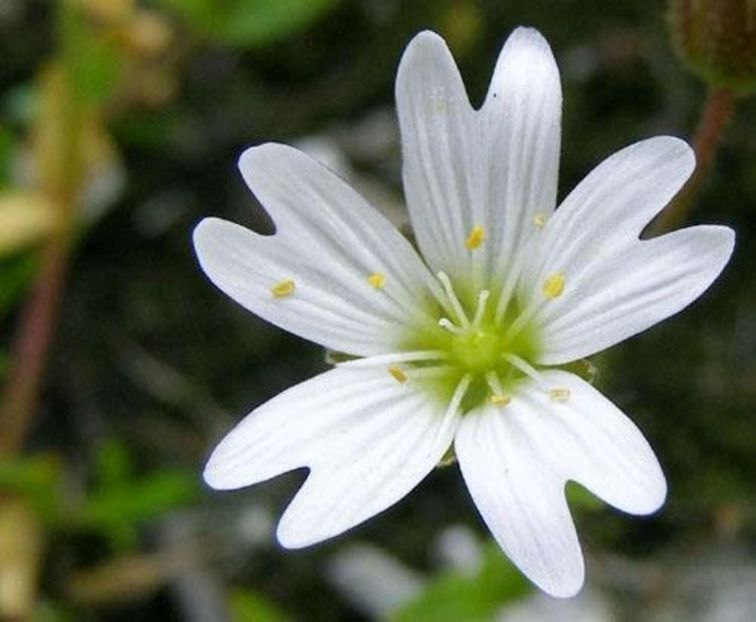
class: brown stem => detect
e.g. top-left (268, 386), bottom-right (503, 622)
top-left (0, 236), bottom-right (71, 456)
top-left (651, 87), bottom-right (736, 235)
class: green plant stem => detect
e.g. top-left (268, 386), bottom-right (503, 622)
top-left (651, 87), bottom-right (736, 234)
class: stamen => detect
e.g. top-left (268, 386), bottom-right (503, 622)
top-left (490, 394), bottom-right (511, 407)
top-left (502, 298), bottom-right (539, 344)
top-left (533, 212), bottom-right (547, 228)
top-left (542, 272), bottom-right (565, 299)
top-left (271, 279), bottom-right (295, 298)
top-left (438, 318), bottom-right (463, 335)
top-left (465, 225), bottom-right (485, 250)
top-left (388, 366), bottom-right (408, 384)
top-left (407, 365), bottom-right (455, 379)
top-left (448, 374), bottom-right (472, 414)
top-left (549, 388), bottom-right (571, 403)
top-left (502, 353), bottom-right (548, 388)
top-left (367, 272), bottom-right (386, 289)
top-left (485, 371), bottom-right (511, 408)
top-left (485, 370), bottom-right (504, 394)
top-left (437, 271), bottom-right (470, 328)
top-left (339, 351), bottom-right (447, 368)
top-left (471, 289), bottom-right (490, 330)
top-left (432, 373), bottom-right (472, 447)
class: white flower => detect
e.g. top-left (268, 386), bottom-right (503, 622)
top-left (193, 28), bottom-right (735, 597)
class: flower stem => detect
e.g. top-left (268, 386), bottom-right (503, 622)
top-left (651, 87), bottom-right (736, 235)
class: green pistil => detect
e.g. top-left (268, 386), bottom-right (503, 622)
top-left (451, 330), bottom-right (500, 373)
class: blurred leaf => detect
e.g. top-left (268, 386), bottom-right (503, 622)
top-left (0, 254), bottom-right (37, 319)
top-left (390, 545), bottom-right (529, 622)
top-left (0, 455), bottom-right (63, 522)
top-left (61, 2), bottom-right (122, 107)
top-left (158, 0), bottom-right (340, 47)
top-left (94, 440), bottom-right (132, 488)
top-left (230, 589), bottom-right (291, 622)
top-left (0, 192), bottom-right (56, 257)
top-left (75, 441), bottom-right (198, 549)
top-left (32, 600), bottom-right (78, 622)
top-left (0, 126), bottom-right (16, 186)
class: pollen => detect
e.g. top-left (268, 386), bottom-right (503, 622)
top-left (388, 365), bottom-right (408, 384)
top-left (465, 225), bottom-right (485, 250)
top-left (549, 387), bottom-right (571, 403)
top-left (533, 212), bottom-right (547, 228)
top-left (367, 272), bottom-right (386, 289)
top-left (271, 278), bottom-right (295, 298)
top-left (490, 394), bottom-right (511, 407)
top-left (542, 272), bottom-right (565, 299)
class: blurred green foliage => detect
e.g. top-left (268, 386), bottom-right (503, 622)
top-left (390, 546), bottom-right (529, 622)
top-left (158, 0), bottom-right (341, 47)
top-left (230, 588), bottom-right (291, 622)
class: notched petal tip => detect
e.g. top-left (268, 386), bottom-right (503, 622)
top-left (403, 29), bottom-right (446, 53)
top-left (543, 569), bottom-right (585, 599)
top-left (237, 141), bottom-right (293, 188)
top-left (202, 451), bottom-right (237, 491)
top-left (191, 216), bottom-right (232, 270)
top-left (507, 25), bottom-right (551, 50)
top-left (642, 135), bottom-right (696, 180)
top-left (275, 519), bottom-right (317, 550)
top-left (396, 30), bottom-right (454, 81)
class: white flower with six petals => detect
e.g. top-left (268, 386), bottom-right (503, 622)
top-left (193, 27), bottom-right (734, 597)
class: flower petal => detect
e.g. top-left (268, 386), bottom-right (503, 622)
top-left (396, 29), bottom-right (562, 291)
top-left (522, 136), bottom-right (695, 295)
top-left (204, 366), bottom-right (458, 547)
top-left (193, 143), bottom-right (439, 357)
top-left (483, 27), bottom-right (562, 280)
top-left (395, 31), bottom-right (476, 282)
top-left (535, 224), bottom-right (735, 365)
top-left (455, 370), bottom-right (666, 597)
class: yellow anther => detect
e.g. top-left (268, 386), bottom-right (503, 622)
top-left (367, 272), bottom-right (386, 289)
top-left (542, 272), bottom-right (565, 299)
top-left (549, 388), bottom-right (571, 403)
top-left (533, 212), bottom-right (547, 228)
top-left (388, 365), bottom-right (408, 384)
top-left (490, 394), bottom-right (511, 407)
top-left (465, 225), bottom-right (485, 250)
top-left (271, 279), bottom-right (295, 298)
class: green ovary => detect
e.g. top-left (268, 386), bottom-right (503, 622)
top-left (401, 293), bottom-right (541, 413)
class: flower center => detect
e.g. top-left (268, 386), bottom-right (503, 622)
top-left (451, 329), bottom-right (500, 373)
top-left (392, 271), bottom-right (544, 413)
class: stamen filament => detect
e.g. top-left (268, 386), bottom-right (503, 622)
top-left (502, 353), bottom-right (548, 388)
top-left (432, 373), bottom-right (472, 447)
top-left (503, 297), bottom-right (540, 343)
top-left (448, 373), bottom-right (472, 414)
top-left (406, 365), bottom-right (456, 379)
top-left (438, 318), bottom-right (463, 335)
top-left (493, 246), bottom-right (529, 323)
top-left (437, 271), bottom-right (470, 329)
top-left (338, 350), bottom-right (448, 368)
top-left (471, 289), bottom-right (490, 330)
top-left (485, 371), bottom-right (505, 395)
